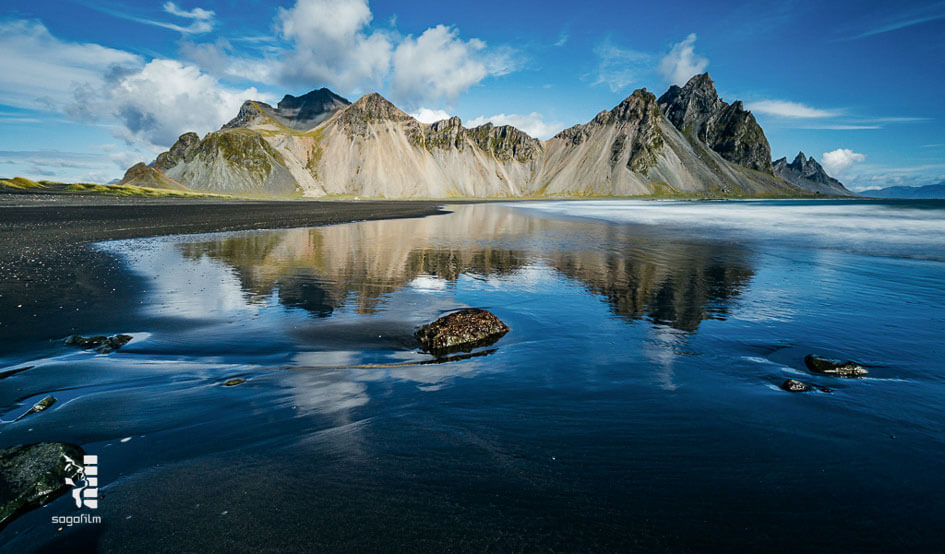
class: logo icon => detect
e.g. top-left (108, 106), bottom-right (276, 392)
top-left (64, 455), bottom-right (98, 509)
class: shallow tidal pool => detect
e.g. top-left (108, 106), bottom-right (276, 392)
top-left (1, 200), bottom-right (944, 551)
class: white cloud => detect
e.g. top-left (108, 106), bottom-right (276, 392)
top-left (163, 2), bottom-right (214, 22)
top-left (277, 0), bottom-right (393, 92)
top-left (70, 59), bottom-right (272, 149)
top-left (822, 148), bottom-right (866, 176)
top-left (746, 100), bottom-right (840, 118)
top-left (178, 39), bottom-right (275, 83)
top-left (391, 25), bottom-right (512, 105)
top-left (0, 20), bottom-right (142, 111)
top-left (591, 41), bottom-right (653, 92)
top-left (410, 108), bottom-right (453, 123)
top-left (467, 113), bottom-right (564, 140)
top-left (658, 33), bottom-right (709, 86)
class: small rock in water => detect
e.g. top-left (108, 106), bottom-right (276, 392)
top-left (66, 333), bottom-right (132, 353)
top-left (222, 378), bottom-right (246, 387)
top-left (416, 308), bottom-right (510, 355)
top-left (804, 355), bottom-right (868, 378)
top-left (14, 395), bottom-right (56, 422)
top-left (780, 379), bottom-right (811, 392)
top-left (0, 442), bottom-right (85, 529)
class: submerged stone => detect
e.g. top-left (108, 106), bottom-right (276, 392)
top-left (0, 443), bottom-right (85, 530)
top-left (66, 333), bottom-right (133, 353)
top-left (780, 379), bottom-right (811, 392)
top-left (804, 355), bottom-right (868, 378)
top-left (416, 308), bottom-right (510, 355)
top-left (14, 395), bottom-right (56, 422)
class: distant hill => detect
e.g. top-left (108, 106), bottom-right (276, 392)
top-left (120, 73), bottom-right (835, 199)
top-left (863, 182), bottom-right (945, 199)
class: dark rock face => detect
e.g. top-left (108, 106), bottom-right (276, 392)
top-left (658, 73), bottom-right (773, 173)
top-left (773, 152), bottom-right (853, 196)
top-left (66, 333), bottom-right (132, 353)
top-left (466, 123), bottom-right (542, 163)
top-left (416, 308), bottom-right (510, 355)
top-left (0, 443), bottom-right (85, 529)
top-left (804, 354), bottom-right (868, 377)
top-left (154, 132), bottom-right (201, 171)
top-left (780, 379), bottom-right (811, 392)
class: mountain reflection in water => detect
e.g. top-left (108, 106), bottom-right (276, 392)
top-left (177, 204), bottom-right (753, 332)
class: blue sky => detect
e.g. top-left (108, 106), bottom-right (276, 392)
top-left (1, 0), bottom-right (942, 190)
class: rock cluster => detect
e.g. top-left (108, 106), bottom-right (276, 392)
top-left (65, 333), bottom-right (132, 353)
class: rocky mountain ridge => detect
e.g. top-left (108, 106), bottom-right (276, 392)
top-left (773, 152), bottom-right (853, 196)
top-left (120, 73), bottom-right (837, 198)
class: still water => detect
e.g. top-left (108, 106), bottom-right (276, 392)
top-left (2, 200), bottom-right (944, 551)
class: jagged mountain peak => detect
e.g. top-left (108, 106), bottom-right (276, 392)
top-left (277, 88), bottom-right (349, 112)
top-left (774, 151), bottom-right (852, 196)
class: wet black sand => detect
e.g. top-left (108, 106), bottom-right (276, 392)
top-left (0, 195), bottom-right (445, 355)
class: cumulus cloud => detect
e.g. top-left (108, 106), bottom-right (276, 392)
top-left (0, 20), bottom-right (142, 111)
top-left (658, 33), bottom-right (709, 86)
top-left (822, 148), bottom-right (867, 176)
top-left (467, 113), bottom-right (564, 139)
top-left (410, 108), bottom-right (453, 123)
top-left (178, 39), bottom-right (275, 83)
top-left (277, 0), bottom-right (393, 92)
top-left (391, 25), bottom-right (515, 105)
top-left (591, 40), bottom-right (653, 92)
top-left (746, 100), bottom-right (840, 118)
top-left (70, 59), bottom-right (272, 149)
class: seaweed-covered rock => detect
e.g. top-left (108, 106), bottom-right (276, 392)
top-left (804, 354), bottom-right (868, 378)
top-left (416, 309), bottom-right (510, 355)
top-left (0, 443), bottom-right (85, 529)
top-left (222, 378), bottom-right (246, 387)
top-left (66, 333), bottom-right (132, 353)
top-left (14, 395), bottom-right (56, 422)
top-left (780, 379), bottom-right (811, 392)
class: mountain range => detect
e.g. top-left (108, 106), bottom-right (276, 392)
top-left (120, 73), bottom-right (853, 199)
top-left (862, 182), bottom-right (945, 199)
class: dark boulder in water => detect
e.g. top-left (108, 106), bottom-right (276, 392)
top-left (780, 379), bottom-right (811, 392)
top-left (222, 378), bottom-right (246, 386)
top-left (416, 309), bottom-right (509, 355)
top-left (66, 333), bottom-right (132, 353)
top-left (0, 442), bottom-right (85, 529)
top-left (804, 354), bottom-right (868, 378)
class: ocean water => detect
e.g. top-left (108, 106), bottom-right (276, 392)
top-left (1, 200), bottom-right (944, 551)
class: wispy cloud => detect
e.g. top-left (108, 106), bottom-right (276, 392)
top-left (846, 2), bottom-right (945, 40)
top-left (746, 99), bottom-right (840, 119)
top-left (554, 30), bottom-right (569, 47)
top-left (590, 40), bottom-right (653, 92)
top-left (799, 124), bottom-right (881, 130)
top-left (86, 1), bottom-right (216, 34)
